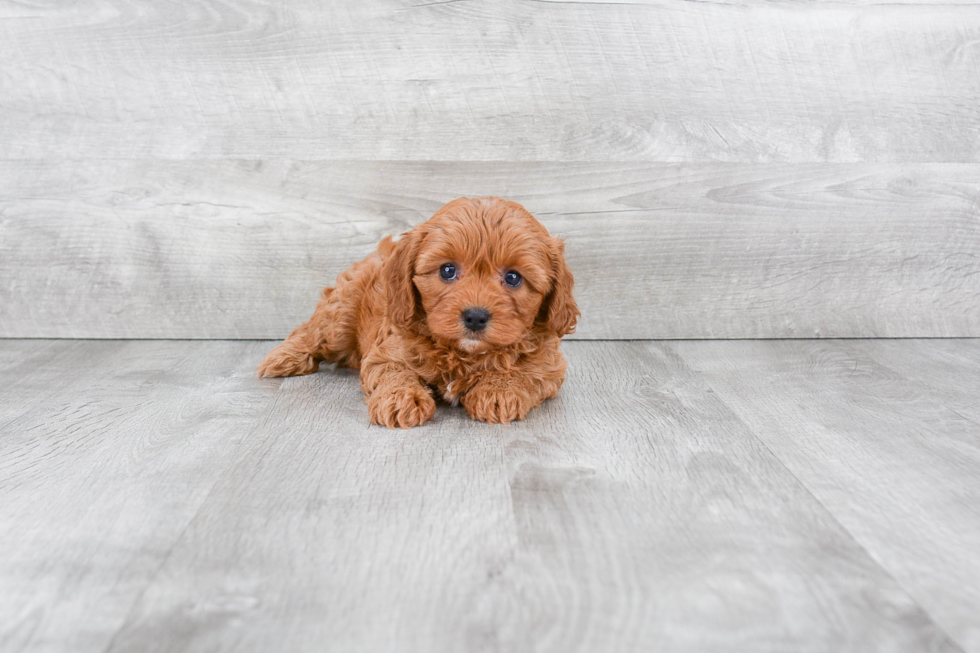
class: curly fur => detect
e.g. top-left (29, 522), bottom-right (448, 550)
top-left (257, 197), bottom-right (579, 428)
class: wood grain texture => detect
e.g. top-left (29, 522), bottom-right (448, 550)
top-left (842, 339), bottom-right (980, 424)
top-left (1, 0), bottom-right (979, 162)
top-left (0, 339), bottom-right (967, 652)
top-left (2, 160), bottom-right (978, 339)
top-left (0, 340), bottom-right (275, 653)
top-left (672, 339), bottom-right (980, 653)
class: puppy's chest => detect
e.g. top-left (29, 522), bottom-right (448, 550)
top-left (429, 364), bottom-right (481, 406)
top-left (421, 350), bottom-right (517, 406)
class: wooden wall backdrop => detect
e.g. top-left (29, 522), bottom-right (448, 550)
top-left (1, 0), bottom-right (979, 339)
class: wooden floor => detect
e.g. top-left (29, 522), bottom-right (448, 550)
top-left (1, 339), bottom-right (978, 653)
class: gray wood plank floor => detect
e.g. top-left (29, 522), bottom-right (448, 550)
top-left (1, 339), bottom-right (978, 652)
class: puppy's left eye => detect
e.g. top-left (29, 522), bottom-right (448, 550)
top-left (503, 270), bottom-right (523, 287)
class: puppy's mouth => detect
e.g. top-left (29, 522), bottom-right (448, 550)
top-left (458, 336), bottom-right (488, 353)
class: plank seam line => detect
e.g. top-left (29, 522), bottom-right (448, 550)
top-left (2, 337), bottom-right (980, 343)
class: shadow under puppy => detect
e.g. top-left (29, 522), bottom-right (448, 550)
top-left (258, 196), bottom-right (579, 428)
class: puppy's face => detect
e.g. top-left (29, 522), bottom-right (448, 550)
top-left (386, 197), bottom-right (578, 352)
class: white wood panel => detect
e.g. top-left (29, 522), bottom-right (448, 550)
top-left (1, 0), bottom-right (978, 161)
top-left (1, 160), bottom-right (978, 339)
top-left (672, 339), bottom-right (980, 652)
top-left (0, 339), bottom-right (960, 652)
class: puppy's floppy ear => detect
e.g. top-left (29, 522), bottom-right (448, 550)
top-left (539, 237), bottom-right (580, 337)
top-left (384, 228), bottom-right (425, 329)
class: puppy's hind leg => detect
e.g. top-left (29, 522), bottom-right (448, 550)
top-left (257, 289), bottom-right (335, 378)
top-left (256, 329), bottom-right (320, 377)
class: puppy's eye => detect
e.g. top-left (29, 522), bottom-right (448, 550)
top-left (503, 270), bottom-right (523, 287)
top-left (439, 263), bottom-right (457, 281)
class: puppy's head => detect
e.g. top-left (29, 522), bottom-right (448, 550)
top-left (385, 197), bottom-right (579, 352)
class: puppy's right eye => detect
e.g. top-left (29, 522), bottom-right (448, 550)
top-left (439, 263), bottom-right (457, 281)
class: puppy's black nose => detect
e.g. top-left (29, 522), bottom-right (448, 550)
top-left (462, 307), bottom-right (491, 332)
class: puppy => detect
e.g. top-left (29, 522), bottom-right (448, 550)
top-left (257, 197), bottom-right (579, 428)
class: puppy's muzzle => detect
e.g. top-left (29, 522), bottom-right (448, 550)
top-left (462, 307), bottom-right (491, 332)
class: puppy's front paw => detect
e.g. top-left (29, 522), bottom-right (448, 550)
top-left (462, 384), bottom-right (533, 425)
top-left (368, 384), bottom-right (436, 429)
